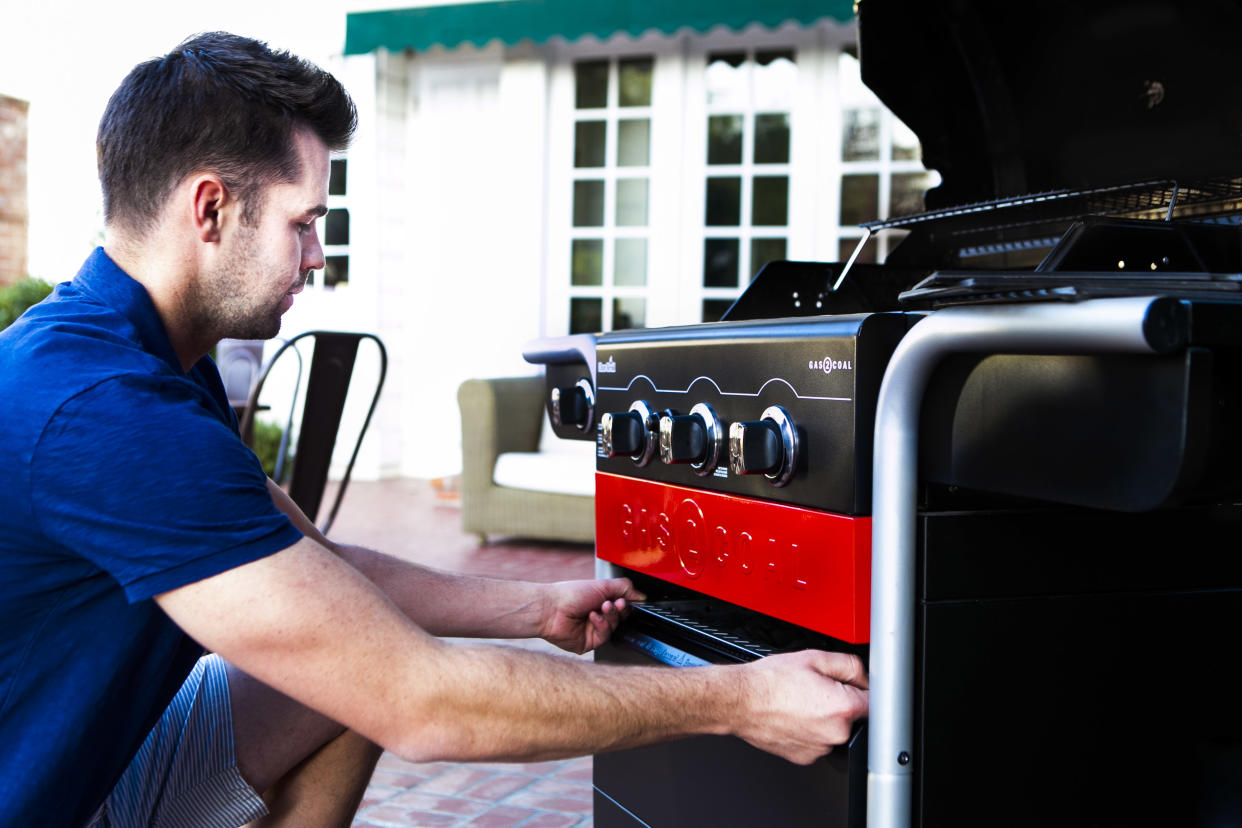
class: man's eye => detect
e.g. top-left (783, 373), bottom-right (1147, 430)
top-left (297, 222), bottom-right (312, 234)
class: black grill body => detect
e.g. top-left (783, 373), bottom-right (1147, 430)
top-left (522, 1), bottom-right (1242, 823)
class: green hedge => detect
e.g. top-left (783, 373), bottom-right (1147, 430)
top-left (0, 277), bottom-right (54, 330)
top-left (251, 419), bottom-right (293, 483)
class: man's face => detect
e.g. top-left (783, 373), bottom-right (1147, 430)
top-left (193, 129), bottom-right (330, 341)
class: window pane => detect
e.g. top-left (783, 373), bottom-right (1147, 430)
top-left (575, 60), bottom-right (608, 108)
top-left (616, 179), bottom-right (649, 226)
top-left (751, 238), bottom-right (787, 279)
top-left (612, 297), bottom-right (646, 330)
top-left (840, 174), bottom-right (879, 226)
top-left (891, 171), bottom-right (937, 218)
top-left (839, 236), bottom-right (876, 265)
top-left (756, 48), bottom-right (795, 66)
top-left (705, 177), bottom-right (741, 226)
top-left (752, 176), bottom-right (788, 226)
top-left (323, 255), bottom-right (349, 288)
top-left (617, 119), bottom-right (650, 166)
top-left (324, 208), bottom-right (350, 245)
top-left (570, 298), bottom-right (602, 334)
top-left (328, 159), bottom-right (347, 196)
top-left (573, 180), bottom-right (605, 227)
top-left (707, 115), bottom-right (743, 165)
top-left (703, 298), bottom-right (734, 323)
top-left (843, 108), bottom-right (881, 161)
top-left (754, 113), bottom-right (790, 164)
top-left (571, 239), bottom-right (603, 286)
top-left (575, 121), bottom-right (606, 167)
top-left (709, 51), bottom-right (747, 67)
top-left (754, 50), bottom-right (796, 110)
top-left (618, 57), bottom-right (653, 107)
top-left (892, 117), bottom-right (921, 161)
top-left (615, 238), bottom-right (648, 286)
top-left (703, 238), bottom-right (739, 287)
top-left (706, 52), bottom-right (747, 108)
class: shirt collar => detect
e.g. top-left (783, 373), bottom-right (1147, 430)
top-left (73, 247), bottom-right (185, 375)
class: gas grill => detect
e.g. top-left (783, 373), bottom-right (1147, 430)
top-left (523, 1), bottom-right (1242, 825)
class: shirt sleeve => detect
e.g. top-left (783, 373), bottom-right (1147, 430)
top-left (31, 371), bottom-right (304, 602)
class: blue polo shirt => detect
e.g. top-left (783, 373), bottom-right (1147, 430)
top-left (0, 248), bottom-right (303, 827)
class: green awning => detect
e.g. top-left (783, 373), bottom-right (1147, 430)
top-left (344, 0), bottom-right (856, 55)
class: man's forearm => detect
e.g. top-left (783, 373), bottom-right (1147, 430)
top-left (389, 639), bottom-right (739, 763)
top-left (266, 478), bottom-right (548, 639)
top-left (382, 638), bottom-right (865, 767)
top-left (337, 544), bottom-right (548, 639)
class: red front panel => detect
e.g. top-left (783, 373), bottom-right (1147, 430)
top-left (595, 473), bottom-right (871, 643)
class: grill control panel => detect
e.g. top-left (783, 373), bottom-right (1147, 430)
top-left (594, 313), bottom-right (909, 515)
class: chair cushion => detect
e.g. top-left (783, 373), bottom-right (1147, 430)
top-left (493, 439), bottom-right (596, 497)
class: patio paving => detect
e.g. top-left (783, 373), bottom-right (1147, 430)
top-left (321, 477), bottom-right (598, 828)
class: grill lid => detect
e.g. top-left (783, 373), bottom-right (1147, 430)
top-left (858, 0), bottom-right (1242, 210)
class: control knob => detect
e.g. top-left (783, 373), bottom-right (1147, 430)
top-left (658, 403), bottom-right (722, 476)
top-left (601, 401), bottom-right (659, 466)
top-left (549, 378), bottom-right (594, 430)
top-left (728, 405), bottom-right (798, 487)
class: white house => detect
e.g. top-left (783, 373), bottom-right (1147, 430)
top-left (281, 0), bottom-right (935, 481)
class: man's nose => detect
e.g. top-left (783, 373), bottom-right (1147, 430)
top-left (303, 223), bottom-right (326, 272)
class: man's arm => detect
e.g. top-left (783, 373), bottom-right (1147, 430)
top-left (156, 538), bottom-right (867, 765)
top-left (265, 479), bottom-right (632, 649)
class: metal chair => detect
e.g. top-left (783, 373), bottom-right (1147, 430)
top-left (239, 331), bottom-right (388, 534)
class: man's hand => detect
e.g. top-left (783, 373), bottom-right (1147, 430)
top-left (734, 650), bottom-right (869, 765)
top-left (538, 578), bottom-right (644, 654)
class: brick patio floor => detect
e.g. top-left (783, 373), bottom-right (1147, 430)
top-left (322, 477), bottom-right (597, 828)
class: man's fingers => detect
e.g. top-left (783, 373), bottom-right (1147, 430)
top-left (807, 650), bottom-right (869, 690)
top-left (606, 577), bottom-right (646, 603)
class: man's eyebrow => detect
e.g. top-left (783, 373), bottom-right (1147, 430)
top-left (304, 204), bottom-right (329, 219)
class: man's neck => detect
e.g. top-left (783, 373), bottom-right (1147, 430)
top-left (103, 236), bottom-right (214, 373)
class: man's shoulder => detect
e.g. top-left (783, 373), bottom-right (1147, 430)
top-left (1, 285), bottom-right (169, 397)
top-left (0, 288), bottom-right (196, 472)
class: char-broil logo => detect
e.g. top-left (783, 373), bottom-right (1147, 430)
top-left (809, 356), bottom-right (852, 374)
top-left (597, 356), bottom-right (617, 374)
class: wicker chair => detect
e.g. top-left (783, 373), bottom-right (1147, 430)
top-left (457, 376), bottom-right (595, 544)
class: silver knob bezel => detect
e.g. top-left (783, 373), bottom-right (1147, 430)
top-left (690, 402), bottom-right (722, 477)
top-left (601, 400), bottom-right (658, 467)
top-left (760, 405), bottom-right (798, 487)
top-left (628, 400), bottom-right (659, 467)
top-left (574, 378), bottom-right (596, 431)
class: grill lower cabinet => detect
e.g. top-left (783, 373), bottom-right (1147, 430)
top-left (593, 506), bottom-right (1242, 828)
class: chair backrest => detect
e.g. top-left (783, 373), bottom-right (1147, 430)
top-left (239, 331), bottom-right (387, 534)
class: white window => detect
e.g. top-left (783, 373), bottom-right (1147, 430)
top-left (698, 47), bottom-right (798, 322)
top-left (565, 55), bottom-right (655, 334)
top-left (544, 24), bottom-right (928, 335)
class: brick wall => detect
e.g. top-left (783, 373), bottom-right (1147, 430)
top-left (0, 93), bottom-right (29, 286)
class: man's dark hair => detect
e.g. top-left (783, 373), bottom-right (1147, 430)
top-left (97, 32), bottom-right (357, 236)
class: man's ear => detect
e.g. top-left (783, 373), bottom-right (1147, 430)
top-left (190, 174), bottom-right (228, 243)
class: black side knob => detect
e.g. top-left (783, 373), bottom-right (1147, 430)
top-left (728, 419), bottom-right (783, 476)
top-left (659, 413), bottom-right (707, 464)
top-left (549, 379), bottom-right (593, 429)
top-left (602, 411), bottom-right (645, 457)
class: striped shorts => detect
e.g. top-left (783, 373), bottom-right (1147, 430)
top-left (85, 654), bottom-right (268, 828)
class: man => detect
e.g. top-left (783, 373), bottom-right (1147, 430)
top-left (0, 33), bottom-right (869, 827)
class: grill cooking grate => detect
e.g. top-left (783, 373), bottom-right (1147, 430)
top-left (864, 177), bottom-right (1242, 240)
